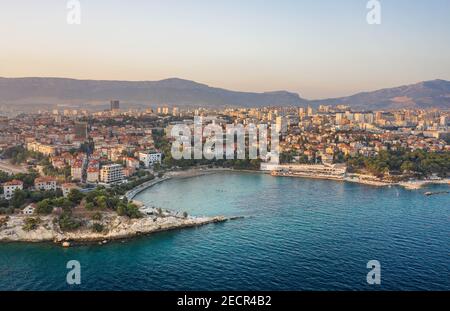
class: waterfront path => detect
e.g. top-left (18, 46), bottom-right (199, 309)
top-left (125, 176), bottom-right (171, 201)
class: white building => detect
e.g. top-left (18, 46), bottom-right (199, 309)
top-left (139, 152), bottom-right (162, 168)
top-left (23, 204), bottom-right (36, 215)
top-left (100, 164), bottom-right (124, 184)
top-left (265, 163), bottom-right (347, 180)
top-left (275, 116), bottom-right (288, 135)
top-left (34, 177), bottom-right (57, 191)
top-left (3, 180), bottom-right (24, 200)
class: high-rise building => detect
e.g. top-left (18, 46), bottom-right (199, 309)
top-left (275, 116), bottom-right (288, 135)
top-left (298, 107), bottom-right (306, 117)
top-left (375, 112), bottom-right (383, 121)
top-left (335, 113), bottom-right (345, 124)
top-left (74, 122), bottom-right (88, 140)
top-left (172, 107), bottom-right (179, 116)
top-left (110, 100), bottom-right (120, 111)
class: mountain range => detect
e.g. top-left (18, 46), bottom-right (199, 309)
top-left (0, 77), bottom-right (449, 110)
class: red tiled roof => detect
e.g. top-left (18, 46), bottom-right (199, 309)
top-left (4, 179), bottom-right (24, 186)
top-left (35, 176), bottom-right (57, 183)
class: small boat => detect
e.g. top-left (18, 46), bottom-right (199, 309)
top-left (424, 191), bottom-right (449, 196)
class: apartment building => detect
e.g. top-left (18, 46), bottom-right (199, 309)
top-left (100, 164), bottom-right (124, 184)
top-left (71, 162), bottom-right (83, 181)
top-left (3, 180), bottom-right (24, 200)
top-left (86, 167), bottom-right (100, 183)
top-left (34, 176), bottom-right (57, 191)
top-left (139, 152), bottom-right (162, 168)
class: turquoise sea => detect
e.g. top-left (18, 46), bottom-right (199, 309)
top-left (0, 172), bottom-right (449, 290)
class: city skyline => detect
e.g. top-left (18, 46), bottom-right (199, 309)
top-left (1, 0), bottom-right (450, 98)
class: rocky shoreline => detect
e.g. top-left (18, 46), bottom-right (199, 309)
top-left (269, 170), bottom-right (449, 189)
top-left (1, 168), bottom-right (447, 246)
top-left (0, 170), bottom-right (233, 246)
top-left (0, 212), bottom-right (227, 245)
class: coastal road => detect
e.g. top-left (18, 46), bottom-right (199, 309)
top-left (0, 160), bottom-right (28, 175)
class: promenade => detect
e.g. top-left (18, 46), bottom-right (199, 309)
top-left (125, 176), bottom-right (171, 201)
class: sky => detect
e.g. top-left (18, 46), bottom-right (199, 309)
top-left (1, 0), bottom-right (450, 99)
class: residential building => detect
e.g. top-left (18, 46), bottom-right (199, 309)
top-left (275, 116), bottom-right (288, 135)
top-left (3, 180), bottom-right (24, 200)
top-left (86, 167), bottom-right (99, 183)
top-left (71, 162), bottom-right (83, 181)
top-left (100, 164), bottom-right (124, 184)
top-left (126, 157), bottom-right (140, 169)
top-left (34, 176), bottom-right (57, 191)
top-left (139, 152), bottom-right (162, 168)
top-left (23, 203), bottom-right (36, 215)
top-left (27, 142), bottom-right (56, 156)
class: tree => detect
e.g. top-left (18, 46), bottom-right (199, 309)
top-left (0, 199), bottom-right (9, 209)
top-left (68, 189), bottom-right (84, 205)
top-left (94, 196), bottom-right (107, 209)
top-left (85, 202), bottom-right (95, 211)
top-left (58, 213), bottom-right (82, 232)
top-left (36, 199), bottom-right (53, 215)
top-left (400, 161), bottom-right (416, 174)
top-left (22, 217), bottom-right (41, 232)
top-left (10, 190), bottom-right (27, 209)
top-left (30, 191), bottom-right (44, 203)
top-left (117, 203), bottom-right (142, 219)
top-left (14, 172), bottom-right (38, 189)
top-left (92, 212), bottom-right (102, 221)
top-left (92, 223), bottom-right (104, 233)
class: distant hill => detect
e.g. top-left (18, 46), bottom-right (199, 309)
top-left (0, 77), bottom-right (449, 109)
top-left (0, 77), bottom-right (306, 108)
top-left (313, 79), bottom-right (450, 110)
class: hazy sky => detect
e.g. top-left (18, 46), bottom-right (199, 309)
top-left (1, 0), bottom-right (450, 98)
